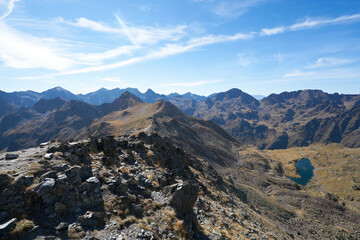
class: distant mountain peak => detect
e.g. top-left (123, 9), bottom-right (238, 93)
top-left (33, 97), bottom-right (67, 114)
top-left (145, 88), bottom-right (156, 94)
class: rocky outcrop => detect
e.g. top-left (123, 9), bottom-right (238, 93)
top-left (163, 181), bottom-right (199, 215)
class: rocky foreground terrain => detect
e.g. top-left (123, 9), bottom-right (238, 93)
top-left (1, 133), bottom-right (359, 239)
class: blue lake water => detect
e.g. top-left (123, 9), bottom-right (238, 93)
top-left (287, 158), bottom-right (314, 186)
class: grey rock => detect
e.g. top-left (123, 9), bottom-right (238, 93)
top-left (40, 142), bottom-right (49, 148)
top-left (5, 153), bottom-right (19, 160)
top-left (86, 177), bottom-right (100, 185)
top-left (34, 178), bottom-right (56, 195)
top-left (57, 173), bottom-right (68, 182)
top-left (44, 153), bottom-right (54, 160)
top-left (55, 222), bottom-right (69, 231)
top-left (162, 180), bottom-right (199, 215)
top-left (52, 164), bottom-right (70, 172)
top-left (41, 171), bottom-right (57, 180)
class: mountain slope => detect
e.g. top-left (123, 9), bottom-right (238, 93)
top-left (82, 100), bottom-right (240, 167)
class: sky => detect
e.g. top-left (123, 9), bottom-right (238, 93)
top-left (0, 0), bottom-right (360, 96)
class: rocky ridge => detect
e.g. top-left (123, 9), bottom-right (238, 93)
top-left (0, 133), bottom-right (359, 239)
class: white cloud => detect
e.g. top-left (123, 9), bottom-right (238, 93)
top-left (308, 57), bottom-right (354, 68)
top-left (20, 31), bottom-right (254, 79)
top-left (261, 26), bottom-right (285, 36)
top-left (0, 22), bottom-right (74, 71)
top-left (0, 0), bottom-right (20, 20)
top-left (67, 17), bottom-right (121, 33)
top-left (283, 70), bottom-right (316, 78)
top-left (261, 14), bottom-right (360, 36)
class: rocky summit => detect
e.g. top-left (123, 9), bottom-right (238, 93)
top-left (0, 131), bottom-right (359, 240)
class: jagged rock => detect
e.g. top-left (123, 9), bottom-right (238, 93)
top-left (33, 178), bottom-right (57, 205)
top-left (64, 152), bottom-right (81, 165)
top-left (5, 153), bottom-right (19, 160)
top-left (65, 166), bottom-right (82, 186)
top-left (0, 218), bottom-right (17, 237)
top-left (101, 136), bottom-right (117, 156)
top-left (34, 178), bottom-right (56, 195)
top-left (162, 180), bottom-right (199, 215)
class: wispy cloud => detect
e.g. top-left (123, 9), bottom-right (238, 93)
top-left (0, 0), bottom-right (20, 20)
top-left (308, 57), bottom-right (354, 68)
top-left (290, 14), bottom-right (360, 30)
top-left (60, 15), bottom-right (188, 46)
top-left (261, 14), bottom-right (360, 36)
top-left (283, 70), bottom-right (316, 78)
top-left (61, 17), bottom-right (121, 34)
top-left (213, 0), bottom-right (264, 18)
top-left (77, 45), bottom-right (139, 63)
top-left (99, 77), bottom-right (123, 83)
top-left (0, 21), bottom-right (74, 71)
top-left (20, 31), bottom-right (254, 79)
top-left (261, 26), bottom-right (285, 36)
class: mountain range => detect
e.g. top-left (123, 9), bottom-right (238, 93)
top-left (0, 86), bottom-right (207, 111)
top-left (0, 87), bottom-right (359, 239)
top-left (0, 87), bottom-right (359, 152)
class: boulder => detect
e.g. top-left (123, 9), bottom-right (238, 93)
top-left (162, 180), bottom-right (199, 215)
top-left (102, 136), bottom-right (117, 156)
top-left (34, 178), bottom-right (56, 195)
top-left (5, 153), bottom-right (19, 160)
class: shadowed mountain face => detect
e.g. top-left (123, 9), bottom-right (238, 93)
top-left (172, 89), bottom-right (360, 149)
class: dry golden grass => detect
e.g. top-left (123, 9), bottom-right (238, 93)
top-left (8, 219), bottom-right (35, 239)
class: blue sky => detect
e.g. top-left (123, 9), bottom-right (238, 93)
top-left (0, 0), bottom-right (360, 96)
